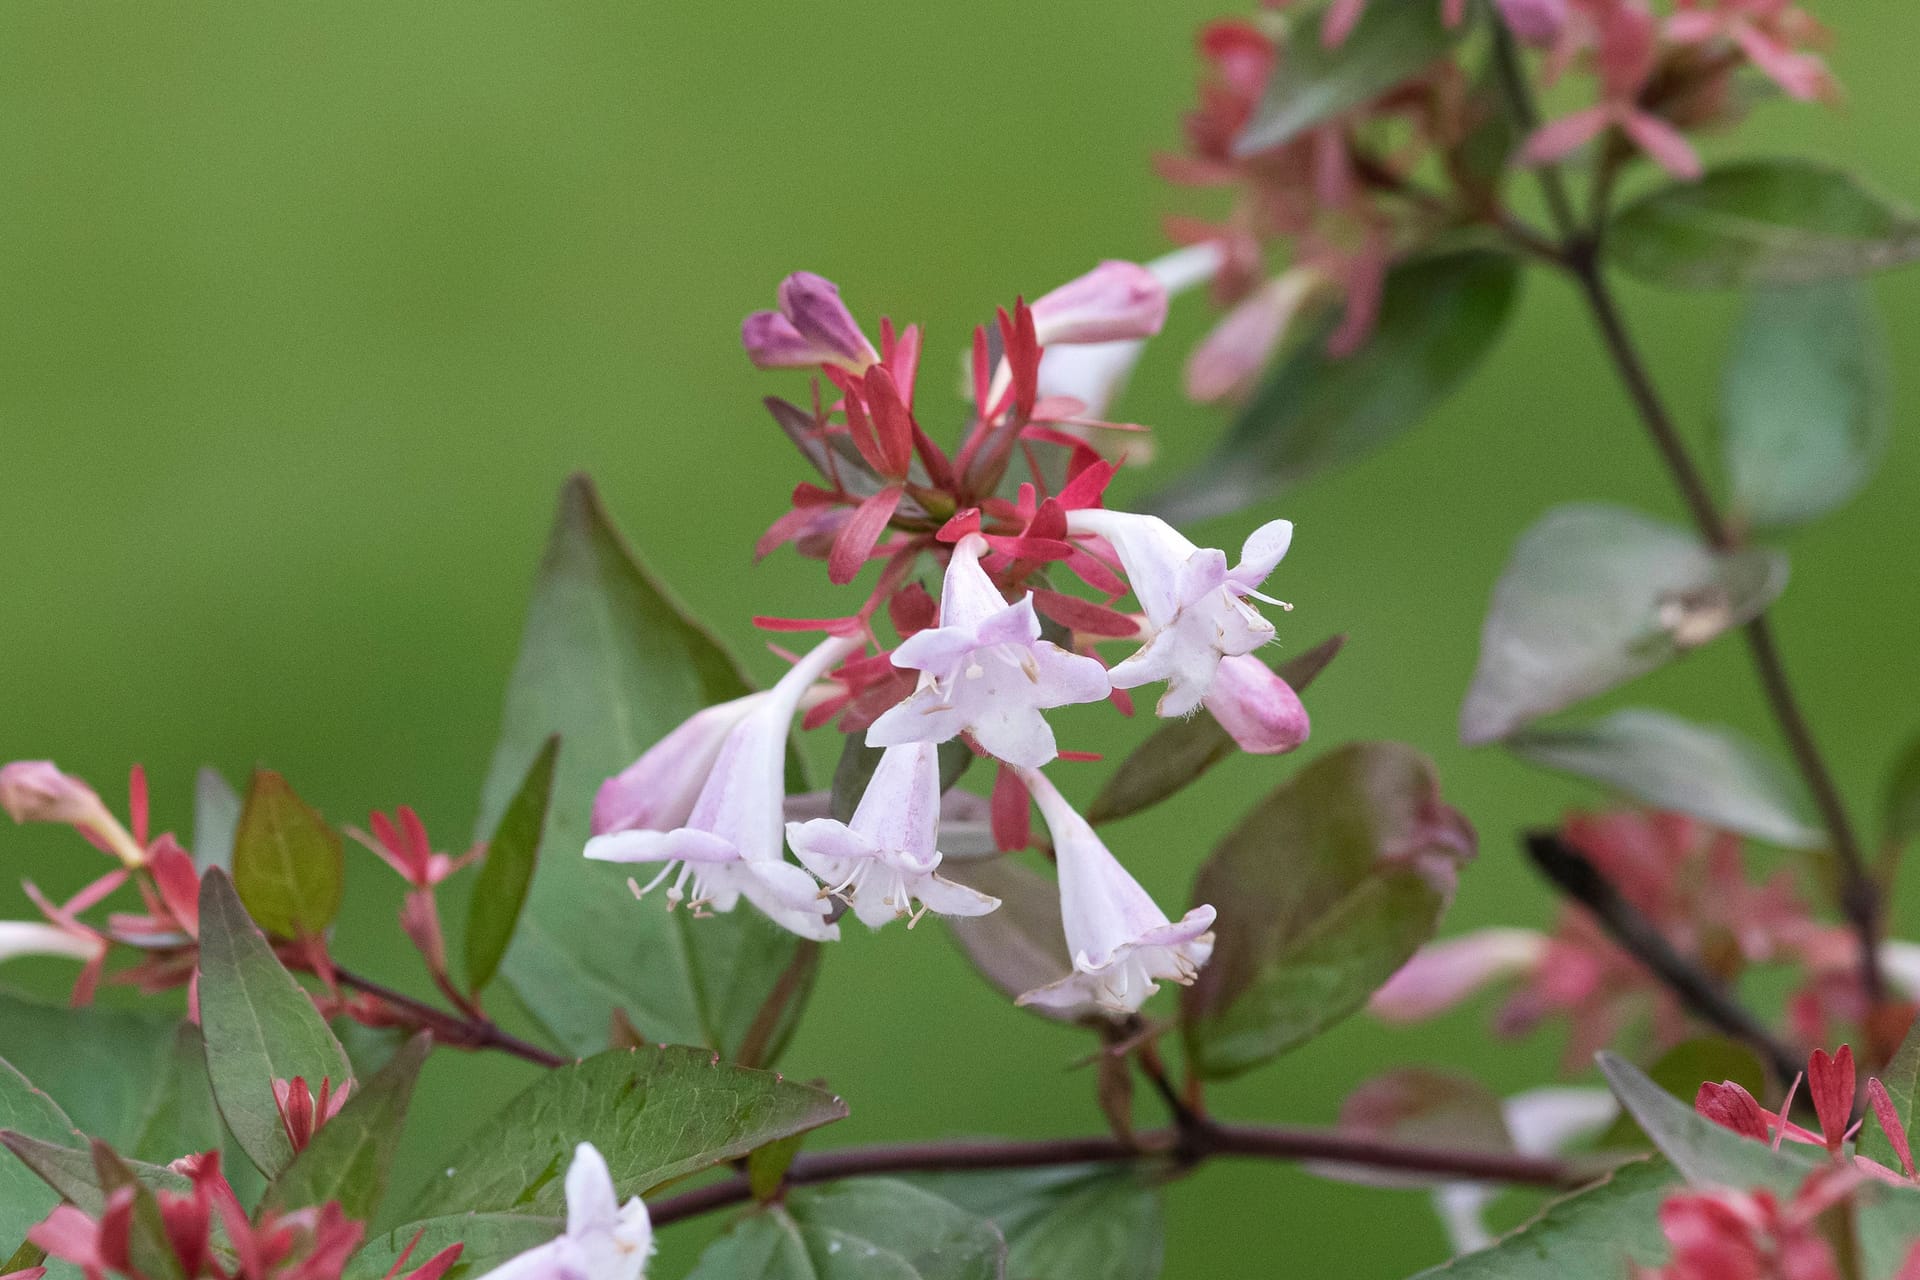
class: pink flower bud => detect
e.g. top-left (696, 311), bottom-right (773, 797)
top-left (742, 272), bottom-right (879, 372)
top-left (1495, 0), bottom-right (1567, 47)
top-left (1203, 654), bottom-right (1310, 755)
top-left (1367, 928), bottom-right (1548, 1023)
top-left (0, 761), bottom-right (107, 827)
top-left (1029, 260), bottom-right (1168, 348)
top-left (1184, 270), bottom-right (1322, 404)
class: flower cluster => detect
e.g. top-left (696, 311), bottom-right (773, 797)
top-left (27, 1149), bottom-right (462, 1280)
top-left (1155, 0), bottom-right (1836, 398)
top-left (583, 268), bottom-right (1311, 1014)
top-left (1369, 810), bottom-right (1878, 1065)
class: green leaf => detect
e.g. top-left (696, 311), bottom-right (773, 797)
top-left (260, 1032), bottom-right (429, 1220)
top-left (912, 1167), bottom-right (1163, 1280)
top-left (1234, 0), bottom-right (1464, 155)
top-left (1596, 1052), bottom-right (1812, 1193)
top-left (1881, 732), bottom-right (1920, 852)
top-left (406, 1043), bottom-right (848, 1218)
top-left (1181, 742), bottom-right (1474, 1079)
top-left (1407, 1157), bottom-right (1677, 1278)
top-left (941, 858), bottom-right (1073, 1023)
top-left (193, 766), bottom-right (241, 873)
top-left (466, 735), bottom-right (559, 997)
top-left (349, 1214), bottom-right (562, 1279)
top-left (1459, 505), bottom-right (1787, 745)
top-left (1151, 251), bottom-right (1520, 522)
top-left (1861, 1015), bottom-right (1920, 1173)
top-left (1507, 708), bottom-right (1822, 848)
top-left (749, 1134), bottom-right (806, 1202)
top-left (231, 769), bottom-right (344, 937)
top-left (126, 1023), bottom-right (225, 1166)
top-left (476, 473), bottom-right (812, 1059)
top-left (0, 988), bottom-right (185, 1150)
top-left (1087, 636), bottom-right (1345, 825)
top-left (1609, 159), bottom-right (1920, 289)
top-left (0, 1131), bottom-right (190, 1214)
top-left (0, 1059), bottom-right (81, 1246)
top-left (1722, 280), bottom-right (1889, 529)
top-left (686, 1178), bottom-right (1007, 1280)
top-left (196, 869), bottom-right (352, 1177)
top-left (93, 1142), bottom-right (186, 1280)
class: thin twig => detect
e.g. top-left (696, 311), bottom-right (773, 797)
top-left (1525, 832), bottom-right (1804, 1084)
top-left (1485, 7), bottom-right (1886, 1011)
top-left (646, 1122), bottom-right (1589, 1229)
top-left (328, 962), bottom-right (569, 1069)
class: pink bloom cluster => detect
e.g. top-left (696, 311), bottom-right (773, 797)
top-left (1156, 0), bottom-right (1836, 391)
top-left (582, 269), bottom-right (1316, 1015)
top-left (1371, 811), bottom-right (1859, 1066)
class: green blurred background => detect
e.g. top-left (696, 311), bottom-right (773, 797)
top-left (4, 2), bottom-right (1919, 1274)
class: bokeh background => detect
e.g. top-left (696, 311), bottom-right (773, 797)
top-left (4, 2), bottom-right (1919, 1275)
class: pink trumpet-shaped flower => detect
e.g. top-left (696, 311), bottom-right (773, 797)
top-left (1184, 268), bottom-right (1322, 404)
top-left (592, 692), bottom-right (773, 837)
top-left (1014, 768), bottom-right (1216, 1016)
top-left (585, 636), bottom-right (860, 941)
top-left (1203, 653), bottom-right (1310, 755)
top-left (1036, 243), bottom-right (1223, 423)
top-left (1029, 260), bottom-right (1169, 348)
top-left (1367, 928), bottom-right (1549, 1023)
top-left (474, 1144), bottom-right (653, 1280)
top-left (742, 272), bottom-right (878, 373)
top-left (0, 761), bottom-right (145, 868)
top-left (1066, 509), bottom-right (1293, 716)
top-left (866, 534), bottom-right (1110, 769)
top-left (786, 742), bottom-right (1000, 929)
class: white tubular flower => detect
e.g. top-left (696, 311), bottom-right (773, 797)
top-left (592, 692), bottom-right (773, 837)
top-left (1035, 243), bottom-right (1224, 421)
top-left (1014, 767), bottom-right (1215, 1016)
top-left (866, 535), bottom-right (1110, 770)
top-left (584, 635), bottom-right (861, 941)
top-left (0, 921), bottom-right (99, 966)
top-left (1066, 509), bottom-right (1294, 717)
top-left (476, 1143), bottom-right (653, 1280)
top-left (786, 742), bottom-right (1000, 929)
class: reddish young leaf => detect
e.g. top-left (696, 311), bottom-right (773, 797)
top-left (991, 763), bottom-right (1032, 853)
top-left (1031, 589), bottom-right (1139, 638)
top-left (1694, 1080), bottom-right (1771, 1142)
top-left (827, 487), bottom-right (904, 586)
top-left (1870, 1076), bottom-right (1916, 1177)
top-left (1808, 1045), bottom-right (1856, 1150)
top-left (861, 365), bottom-right (915, 477)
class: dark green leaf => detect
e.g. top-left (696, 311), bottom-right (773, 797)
top-left (1407, 1157), bottom-right (1676, 1278)
top-left (197, 869), bottom-right (352, 1176)
top-left (349, 1214), bottom-right (562, 1279)
top-left (0, 989), bottom-right (183, 1149)
top-left (476, 474), bottom-right (812, 1059)
top-left (749, 1134), bottom-right (805, 1202)
top-left (0, 1059), bottom-right (81, 1246)
top-left (466, 735), bottom-right (559, 997)
top-left (1460, 505), bottom-right (1787, 744)
top-left (1234, 0), bottom-right (1464, 155)
top-left (1182, 742), bottom-right (1474, 1078)
top-left (686, 1178), bottom-right (1007, 1280)
top-left (942, 859), bottom-right (1074, 1023)
top-left (1609, 159), bottom-right (1920, 289)
top-left (912, 1167), bottom-right (1163, 1280)
top-left (93, 1142), bottom-right (186, 1280)
top-left (193, 766), bottom-right (241, 873)
top-left (260, 1032), bottom-right (429, 1219)
top-left (1881, 732), bottom-right (1920, 852)
top-left (406, 1043), bottom-right (847, 1218)
top-left (1597, 1052), bottom-right (1812, 1193)
top-left (232, 769), bottom-right (344, 937)
top-left (127, 1023), bottom-right (225, 1166)
top-left (0, 1131), bottom-right (189, 1215)
top-left (1088, 636), bottom-right (1345, 825)
top-left (1723, 280), bottom-right (1889, 529)
top-left (1507, 708), bottom-right (1821, 848)
top-left (1151, 252), bottom-right (1520, 522)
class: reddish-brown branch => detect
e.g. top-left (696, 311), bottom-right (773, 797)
top-left (646, 1122), bottom-right (1590, 1228)
top-left (326, 962), bottom-right (569, 1069)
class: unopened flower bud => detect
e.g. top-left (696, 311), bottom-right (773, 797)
top-left (1203, 655), bottom-right (1310, 755)
top-left (1030, 260), bottom-right (1169, 348)
top-left (0, 761), bottom-right (143, 866)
